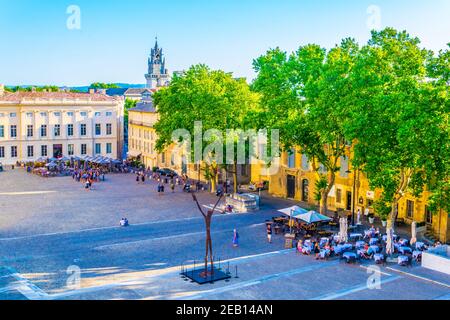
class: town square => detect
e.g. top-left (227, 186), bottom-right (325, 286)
top-left (0, 0), bottom-right (449, 306)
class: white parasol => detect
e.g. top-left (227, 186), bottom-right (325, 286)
top-left (338, 217), bottom-right (348, 243)
top-left (410, 221), bottom-right (417, 245)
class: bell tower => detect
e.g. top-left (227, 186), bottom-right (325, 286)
top-left (145, 37), bottom-right (170, 89)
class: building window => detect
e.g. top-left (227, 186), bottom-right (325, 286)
top-left (10, 125), bottom-right (17, 138)
top-left (0, 113), bottom-right (4, 117)
top-left (80, 111), bottom-right (87, 117)
top-left (40, 125), bottom-right (47, 137)
top-left (68, 144), bottom-right (74, 156)
top-left (406, 200), bottom-right (414, 219)
top-left (0, 125), bottom-right (4, 138)
top-left (95, 124), bottom-right (101, 135)
top-left (287, 149), bottom-right (295, 168)
top-left (106, 111), bottom-right (112, 117)
top-left (301, 154), bottom-right (309, 171)
top-left (27, 145), bottom-right (34, 157)
top-left (0, 146), bottom-right (4, 158)
top-left (80, 124), bottom-right (87, 136)
top-left (11, 146), bottom-right (17, 158)
top-left (67, 124), bottom-right (74, 137)
top-left (81, 144), bottom-right (87, 155)
top-left (161, 153), bottom-right (165, 163)
top-left (95, 112), bottom-right (101, 117)
top-left (425, 206), bottom-right (433, 225)
top-left (106, 143), bottom-right (112, 154)
top-left (54, 125), bottom-right (61, 137)
top-left (41, 145), bottom-right (47, 157)
top-left (40, 112), bottom-right (47, 117)
top-left (27, 125), bottom-right (33, 137)
top-left (67, 112), bottom-right (74, 117)
top-left (54, 112), bottom-right (61, 117)
top-left (10, 113), bottom-right (16, 118)
top-left (95, 143), bottom-right (101, 154)
top-left (106, 123), bottom-right (112, 135)
top-left (336, 188), bottom-right (342, 203)
top-left (339, 156), bottom-right (349, 178)
top-left (171, 154), bottom-right (175, 166)
top-left (26, 112), bottom-right (33, 118)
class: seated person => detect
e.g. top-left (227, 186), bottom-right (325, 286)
top-left (296, 240), bottom-right (303, 253)
top-left (120, 218), bottom-right (129, 227)
top-left (360, 244), bottom-right (374, 259)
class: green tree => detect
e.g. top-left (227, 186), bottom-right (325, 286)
top-left (89, 82), bottom-right (120, 89)
top-left (344, 28), bottom-right (449, 228)
top-left (153, 64), bottom-right (259, 193)
top-left (252, 39), bottom-right (359, 214)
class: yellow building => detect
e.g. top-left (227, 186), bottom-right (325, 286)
top-left (251, 148), bottom-right (449, 243)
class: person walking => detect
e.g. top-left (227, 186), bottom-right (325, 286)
top-left (170, 180), bottom-right (175, 193)
top-left (141, 174), bottom-right (145, 184)
top-left (232, 229), bottom-right (239, 247)
top-left (266, 224), bottom-right (273, 243)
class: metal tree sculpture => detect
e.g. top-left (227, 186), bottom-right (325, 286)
top-left (192, 193), bottom-right (223, 278)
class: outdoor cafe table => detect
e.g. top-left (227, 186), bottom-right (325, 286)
top-left (335, 243), bottom-right (353, 255)
top-left (398, 255), bottom-right (410, 265)
top-left (369, 245), bottom-right (380, 254)
top-left (413, 250), bottom-right (422, 260)
top-left (350, 233), bottom-right (363, 241)
top-left (399, 247), bottom-right (412, 255)
top-left (274, 225), bottom-right (283, 235)
top-left (342, 252), bottom-right (357, 263)
top-left (382, 234), bottom-right (399, 242)
top-left (415, 242), bottom-right (425, 251)
top-left (374, 253), bottom-right (385, 263)
top-left (356, 241), bottom-right (366, 249)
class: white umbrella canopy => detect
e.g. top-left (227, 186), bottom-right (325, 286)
top-left (295, 211), bottom-right (332, 224)
top-left (277, 206), bottom-right (309, 217)
top-left (411, 221), bottom-right (417, 245)
top-left (386, 227), bottom-right (395, 255)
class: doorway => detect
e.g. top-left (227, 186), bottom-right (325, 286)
top-left (287, 175), bottom-right (296, 199)
top-left (346, 191), bottom-right (352, 211)
top-left (53, 144), bottom-right (63, 158)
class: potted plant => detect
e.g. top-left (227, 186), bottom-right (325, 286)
top-left (374, 199), bottom-right (391, 227)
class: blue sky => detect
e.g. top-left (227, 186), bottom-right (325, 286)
top-left (0, 0), bottom-right (449, 86)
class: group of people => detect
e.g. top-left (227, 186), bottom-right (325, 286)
top-left (72, 168), bottom-right (106, 190)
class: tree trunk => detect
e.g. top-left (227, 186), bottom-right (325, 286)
top-left (320, 173), bottom-right (336, 215)
top-left (210, 177), bottom-right (217, 193)
top-left (388, 197), bottom-right (399, 231)
top-left (233, 161), bottom-right (238, 194)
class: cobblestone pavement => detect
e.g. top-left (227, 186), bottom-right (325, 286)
top-left (0, 170), bottom-right (448, 300)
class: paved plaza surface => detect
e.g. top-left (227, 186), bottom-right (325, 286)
top-left (0, 169), bottom-right (449, 300)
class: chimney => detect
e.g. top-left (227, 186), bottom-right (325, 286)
top-left (0, 84), bottom-right (4, 96)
